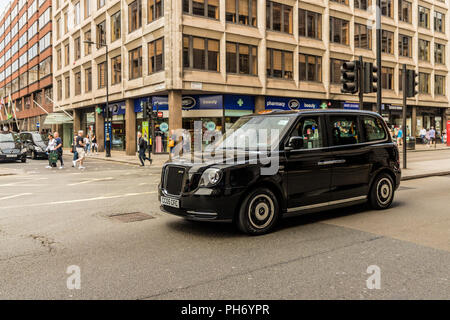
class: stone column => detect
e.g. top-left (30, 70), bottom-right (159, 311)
top-left (125, 98), bottom-right (136, 155)
top-left (411, 106), bottom-right (417, 137)
top-left (169, 90), bottom-right (182, 131)
top-left (95, 108), bottom-right (105, 152)
top-left (255, 95), bottom-right (265, 113)
top-left (73, 108), bottom-right (82, 132)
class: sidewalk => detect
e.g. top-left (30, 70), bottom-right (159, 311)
top-left (398, 143), bottom-right (449, 153)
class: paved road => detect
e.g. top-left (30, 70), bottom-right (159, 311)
top-left (0, 156), bottom-right (449, 299)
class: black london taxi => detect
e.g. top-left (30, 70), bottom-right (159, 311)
top-left (0, 132), bottom-right (27, 163)
top-left (19, 131), bottom-right (49, 159)
top-left (159, 110), bottom-right (401, 235)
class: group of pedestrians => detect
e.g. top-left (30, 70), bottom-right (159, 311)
top-left (419, 127), bottom-right (438, 147)
top-left (45, 131), bottom-right (64, 169)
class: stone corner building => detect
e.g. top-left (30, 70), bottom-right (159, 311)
top-left (52, 0), bottom-right (449, 155)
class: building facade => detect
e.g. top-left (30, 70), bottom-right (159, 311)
top-left (53, 0), bottom-right (449, 155)
top-left (0, 0), bottom-right (54, 132)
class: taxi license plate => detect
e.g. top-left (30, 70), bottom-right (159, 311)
top-left (161, 196), bottom-right (179, 208)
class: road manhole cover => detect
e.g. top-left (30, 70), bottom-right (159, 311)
top-left (109, 212), bottom-right (154, 223)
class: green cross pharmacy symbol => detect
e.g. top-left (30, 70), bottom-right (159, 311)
top-left (237, 99), bottom-right (244, 107)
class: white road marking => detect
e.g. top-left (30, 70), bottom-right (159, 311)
top-left (0, 193), bottom-right (32, 200)
top-left (68, 177), bottom-right (114, 186)
top-left (0, 191), bottom-right (156, 209)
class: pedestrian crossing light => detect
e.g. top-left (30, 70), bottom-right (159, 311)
top-left (406, 70), bottom-right (419, 97)
top-left (341, 61), bottom-right (359, 94)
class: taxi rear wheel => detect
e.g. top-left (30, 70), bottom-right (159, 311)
top-left (369, 173), bottom-right (394, 210)
top-left (237, 188), bottom-right (279, 235)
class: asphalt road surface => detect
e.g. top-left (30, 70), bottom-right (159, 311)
top-left (0, 156), bottom-right (449, 299)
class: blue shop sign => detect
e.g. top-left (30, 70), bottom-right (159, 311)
top-left (224, 95), bottom-right (254, 110)
top-left (134, 97), bottom-right (152, 113)
top-left (183, 95), bottom-right (223, 110)
top-left (152, 96), bottom-right (169, 111)
top-left (265, 97), bottom-right (320, 110)
top-left (343, 102), bottom-right (360, 110)
top-left (102, 101), bottom-right (126, 116)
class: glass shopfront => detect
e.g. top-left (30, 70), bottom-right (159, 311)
top-left (103, 101), bottom-right (126, 151)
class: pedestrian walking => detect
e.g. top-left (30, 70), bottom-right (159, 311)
top-left (73, 130), bottom-right (86, 169)
top-left (84, 134), bottom-right (91, 155)
top-left (137, 132), bottom-right (152, 166)
top-left (71, 134), bottom-right (79, 166)
top-left (429, 127), bottom-right (436, 147)
top-left (397, 127), bottom-right (403, 146)
top-left (91, 134), bottom-right (98, 154)
top-left (419, 128), bottom-right (427, 144)
top-left (45, 133), bottom-right (57, 169)
top-left (54, 131), bottom-right (64, 169)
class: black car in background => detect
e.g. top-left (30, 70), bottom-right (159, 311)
top-left (0, 132), bottom-right (27, 163)
top-left (159, 110), bottom-right (401, 235)
top-left (19, 132), bottom-right (48, 159)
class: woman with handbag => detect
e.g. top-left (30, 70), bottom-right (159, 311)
top-left (45, 133), bottom-right (57, 168)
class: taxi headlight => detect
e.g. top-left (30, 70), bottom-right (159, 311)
top-left (199, 168), bottom-right (222, 187)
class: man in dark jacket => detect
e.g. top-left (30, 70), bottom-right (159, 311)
top-left (137, 132), bottom-right (152, 166)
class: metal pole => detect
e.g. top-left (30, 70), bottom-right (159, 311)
top-left (359, 56), bottom-right (364, 109)
top-left (105, 38), bottom-right (111, 158)
top-left (376, 0), bottom-right (382, 114)
top-left (402, 64), bottom-right (407, 169)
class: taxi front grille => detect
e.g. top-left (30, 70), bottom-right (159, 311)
top-left (163, 165), bottom-right (186, 196)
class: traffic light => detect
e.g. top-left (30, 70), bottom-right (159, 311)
top-left (142, 101), bottom-right (153, 119)
top-left (406, 69), bottom-right (418, 97)
top-left (362, 62), bottom-right (378, 93)
top-left (341, 61), bottom-right (359, 94)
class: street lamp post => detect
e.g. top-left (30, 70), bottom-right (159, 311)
top-left (84, 30), bottom-right (111, 157)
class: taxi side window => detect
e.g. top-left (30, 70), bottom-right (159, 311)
top-left (291, 117), bottom-right (322, 149)
top-left (330, 116), bottom-right (360, 146)
top-left (363, 116), bottom-right (386, 142)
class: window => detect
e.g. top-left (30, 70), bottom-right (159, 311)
top-left (381, 67), bottom-right (393, 90)
top-left (85, 30), bottom-right (92, 55)
top-left (74, 2), bottom-right (80, 26)
top-left (398, 0), bottom-right (411, 23)
top-left (97, 62), bottom-right (106, 88)
top-left (226, 42), bottom-right (257, 75)
top-left (57, 18), bottom-right (61, 39)
top-left (85, 67), bottom-right (92, 92)
top-left (329, 17), bottom-right (349, 45)
top-left (183, 0), bottom-right (219, 19)
top-left (64, 12), bottom-right (68, 33)
top-left (19, 52), bottom-right (28, 69)
top-left (418, 39), bottom-right (430, 61)
top-left (330, 0), bottom-right (348, 5)
top-left (98, 0), bottom-right (105, 9)
top-left (226, 0), bottom-right (257, 26)
top-left (435, 75), bottom-right (445, 95)
top-left (363, 116), bottom-right (386, 142)
top-left (12, 77), bottom-right (19, 93)
top-left (28, 43), bottom-right (39, 60)
top-left (19, 32), bottom-right (27, 48)
top-left (75, 72), bottom-right (81, 95)
top-left (57, 49), bottom-right (62, 69)
top-left (290, 117), bottom-right (323, 149)
top-left (330, 58), bottom-right (345, 84)
top-left (111, 11), bottom-right (121, 42)
top-left (96, 21), bottom-right (106, 48)
top-left (85, 0), bottom-right (91, 18)
top-left (434, 12), bottom-right (445, 33)
top-left (111, 55), bottom-right (121, 85)
top-left (65, 76), bottom-right (70, 98)
top-left (148, 0), bottom-right (164, 23)
top-left (419, 72), bottom-right (430, 93)
top-left (299, 9), bottom-right (321, 39)
top-left (381, 30), bottom-right (394, 54)
top-left (418, 6), bottom-right (430, 29)
top-left (183, 35), bottom-right (220, 72)
top-left (45, 87), bottom-right (52, 104)
top-left (57, 80), bottom-right (62, 100)
top-left (65, 44), bottom-right (70, 66)
top-left (435, 43), bottom-right (445, 64)
top-left (266, 1), bottom-right (293, 34)
top-left (39, 57), bottom-right (52, 78)
top-left (74, 37), bottom-right (81, 60)
top-left (354, 0), bottom-right (371, 10)
top-left (266, 48), bottom-right (293, 79)
top-left (129, 0), bottom-right (142, 33)
top-left (398, 34), bottom-right (411, 57)
top-left (148, 38), bottom-right (164, 74)
top-left (299, 54), bottom-right (322, 82)
top-left (129, 47), bottom-right (142, 79)
top-left (19, 12), bottom-right (27, 30)
top-left (354, 23), bottom-right (371, 50)
top-left (39, 7), bottom-right (51, 29)
top-left (19, 72), bottom-right (28, 89)
top-left (398, 68), bottom-right (412, 91)
top-left (29, 65), bottom-right (39, 84)
top-left (381, 0), bottom-right (393, 18)
top-left (330, 116), bottom-right (360, 145)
